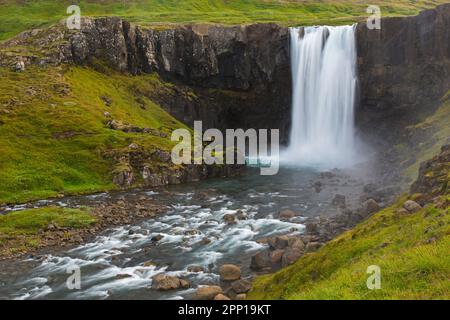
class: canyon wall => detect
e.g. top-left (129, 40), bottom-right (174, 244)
top-left (67, 19), bottom-right (292, 142)
top-left (3, 4), bottom-right (450, 145)
top-left (356, 3), bottom-right (450, 145)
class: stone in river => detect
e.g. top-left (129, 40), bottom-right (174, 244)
top-left (219, 264), bottom-right (241, 281)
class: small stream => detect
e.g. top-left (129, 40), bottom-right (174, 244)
top-left (0, 167), bottom-right (369, 300)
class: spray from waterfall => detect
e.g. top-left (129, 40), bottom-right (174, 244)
top-left (283, 25), bottom-right (358, 169)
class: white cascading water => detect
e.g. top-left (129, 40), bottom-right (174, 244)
top-left (283, 25), bottom-right (358, 169)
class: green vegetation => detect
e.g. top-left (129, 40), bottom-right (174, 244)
top-left (0, 206), bottom-right (96, 256)
top-left (0, 64), bottom-right (185, 204)
top-left (1, 0), bottom-right (449, 40)
top-left (249, 196), bottom-right (450, 299)
top-left (401, 91), bottom-right (450, 182)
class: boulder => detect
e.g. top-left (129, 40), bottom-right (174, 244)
top-left (281, 248), bottom-right (303, 267)
top-left (235, 293), bottom-right (247, 300)
top-left (231, 279), bottom-right (252, 294)
top-left (279, 209), bottom-right (296, 219)
top-left (195, 286), bottom-right (223, 300)
top-left (223, 214), bottom-right (236, 225)
top-left (219, 264), bottom-right (241, 281)
top-left (268, 235), bottom-right (289, 250)
top-left (361, 199), bottom-right (380, 216)
top-left (250, 250), bottom-right (272, 271)
top-left (288, 237), bottom-right (305, 250)
top-left (187, 265), bottom-right (205, 273)
top-left (403, 200), bottom-right (422, 213)
top-left (214, 294), bottom-right (231, 300)
top-left (151, 274), bottom-right (183, 291)
top-left (270, 249), bottom-right (285, 264)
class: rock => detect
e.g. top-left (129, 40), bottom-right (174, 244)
top-left (394, 208), bottom-right (409, 217)
top-left (361, 199), bottom-right (380, 216)
top-left (236, 210), bottom-right (247, 220)
top-left (179, 279), bottom-right (190, 289)
top-left (270, 249), bottom-right (285, 264)
top-left (151, 234), bottom-right (164, 242)
top-left (195, 286), bottom-right (223, 300)
top-left (403, 200), bottom-right (422, 213)
top-left (235, 293), bottom-right (247, 300)
top-left (187, 265), bottom-right (205, 273)
top-left (143, 261), bottom-right (157, 267)
top-left (332, 194), bottom-right (346, 209)
top-left (305, 242), bottom-right (323, 252)
top-left (223, 214), bottom-right (236, 225)
top-left (268, 235), bottom-right (289, 250)
top-left (151, 274), bottom-right (182, 291)
top-left (201, 237), bottom-right (211, 245)
top-left (231, 279), bottom-right (252, 294)
top-left (250, 250), bottom-right (271, 271)
top-left (305, 223), bottom-right (318, 234)
top-left (15, 58), bottom-right (25, 72)
top-left (313, 181), bottom-right (322, 193)
top-left (288, 237), bottom-right (305, 250)
top-left (281, 248), bottom-right (303, 267)
top-left (128, 143), bottom-right (139, 149)
top-left (219, 264), bottom-right (241, 281)
top-left (214, 294), bottom-right (231, 300)
top-left (279, 209), bottom-right (296, 219)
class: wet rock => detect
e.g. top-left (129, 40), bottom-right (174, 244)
top-left (223, 214), bottom-right (236, 225)
top-left (201, 237), bottom-right (211, 245)
top-left (195, 286), bottom-right (223, 300)
top-left (288, 237), bottom-right (305, 250)
top-left (236, 210), bottom-right (247, 220)
top-left (281, 248), bottom-right (303, 267)
top-left (151, 274), bottom-right (183, 291)
top-left (187, 265), bottom-right (205, 273)
top-left (403, 200), bottom-right (422, 213)
top-left (151, 234), bottom-right (164, 242)
top-left (180, 279), bottom-right (190, 289)
top-left (268, 235), bottom-right (289, 250)
top-left (269, 249), bottom-right (285, 264)
top-left (143, 261), bottom-right (157, 267)
top-left (219, 264), bottom-right (241, 281)
top-left (214, 294), bottom-right (231, 301)
top-left (231, 279), bottom-right (252, 294)
top-left (279, 209), bottom-right (296, 219)
top-left (250, 250), bottom-right (271, 271)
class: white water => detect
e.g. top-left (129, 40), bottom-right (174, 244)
top-left (284, 25), bottom-right (358, 169)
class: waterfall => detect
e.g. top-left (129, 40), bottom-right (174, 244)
top-left (284, 25), bottom-right (358, 169)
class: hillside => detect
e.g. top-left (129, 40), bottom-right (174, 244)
top-left (1, 0), bottom-right (449, 40)
top-left (0, 63), bottom-right (189, 204)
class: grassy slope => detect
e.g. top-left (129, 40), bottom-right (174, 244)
top-left (249, 196), bottom-right (450, 299)
top-left (0, 64), bottom-right (186, 204)
top-left (0, 206), bottom-right (96, 256)
top-left (0, 0), bottom-right (449, 40)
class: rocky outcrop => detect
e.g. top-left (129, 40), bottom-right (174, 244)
top-left (356, 4), bottom-right (450, 144)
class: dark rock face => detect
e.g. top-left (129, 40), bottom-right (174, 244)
top-left (67, 19), bottom-right (292, 141)
top-left (356, 4), bottom-right (450, 144)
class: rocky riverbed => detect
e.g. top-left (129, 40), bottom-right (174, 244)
top-left (0, 164), bottom-right (399, 300)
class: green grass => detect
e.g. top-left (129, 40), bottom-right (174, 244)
top-left (402, 91), bottom-right (450, 182)
top-left (0, 206), bottom-right (96, 256)
top-left (0, 64), bottom-right (186, 204)
top-left (0, 0), bottom-right (448, 40)
top-left (248, 196), bottom-right (450, 299)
